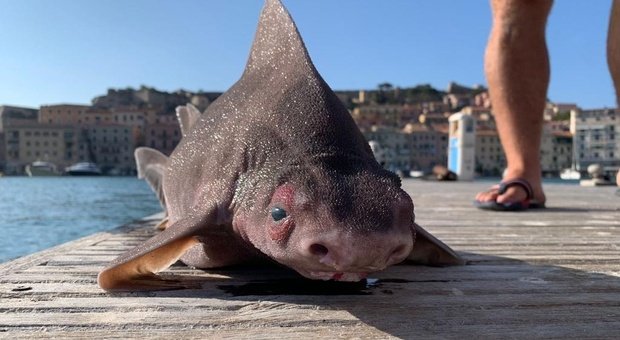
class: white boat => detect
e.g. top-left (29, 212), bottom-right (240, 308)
top-left (560, 168), bottom-right (581, 180)
top-left (25, 161), bottom-right (60, 177)
top-left (409, 170), bottom-right (426, 178)
top-left (65, 162), bottom-right (102, 176)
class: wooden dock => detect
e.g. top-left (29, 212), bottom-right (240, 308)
top-left (1, 180), bottom-right (619, 339)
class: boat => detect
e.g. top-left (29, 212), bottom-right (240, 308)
top-left (64, 162), bottom-right (102, 176)
top-left (25, 161), bottom-right (60, 177)
top-left (409, 170), bottom-right (426, 178)
top-left (560, 168), bottom-right (581, 180)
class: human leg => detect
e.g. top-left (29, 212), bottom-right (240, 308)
top-left (607, 0), bottom-right (620, 102)
top-left (476, 0), bottom-right (553, 207)
top-left (607, 0), bottom-right (620, 188)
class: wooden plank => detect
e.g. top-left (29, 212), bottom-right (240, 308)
top-left (0, 181), bottom-right (618, 339)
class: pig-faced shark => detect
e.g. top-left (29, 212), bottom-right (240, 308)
top-left (98, 0), bottom-right (463, 291)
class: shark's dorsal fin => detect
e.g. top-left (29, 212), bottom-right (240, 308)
top-left (244, 0), bottom-right (316, 78)
top-left (227, 0), bottom-right (373, 158)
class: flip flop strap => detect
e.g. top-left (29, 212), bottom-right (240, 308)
top-left (497, 178), bottom-right (534, 200)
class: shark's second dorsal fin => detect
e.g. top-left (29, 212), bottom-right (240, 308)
top-left (176, 104), bottom-right (201, 138)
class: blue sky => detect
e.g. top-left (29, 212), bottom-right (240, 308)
top-left (0, 0), bottom-right (615, 109)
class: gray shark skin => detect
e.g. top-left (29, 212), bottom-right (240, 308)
top-left (98, 0), bottom-right (463, 292)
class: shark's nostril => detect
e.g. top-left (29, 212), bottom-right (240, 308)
top-left (309, 243), bottom-right (329, 257)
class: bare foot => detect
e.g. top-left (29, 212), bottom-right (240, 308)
top-left (475, 172), bottom-right (546, 206)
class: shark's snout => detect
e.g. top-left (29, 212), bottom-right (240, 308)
top-left (295, 215), bottom-right (414, 281)
top-left (301, 234), bottom-right (412, 271)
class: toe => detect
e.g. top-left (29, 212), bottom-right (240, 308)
top-left (496, 186), bottom-right (528, 205)
top-left (476, 187), bottom-right (499, 203)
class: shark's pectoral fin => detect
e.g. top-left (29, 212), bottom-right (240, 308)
top-left (135, 147), bottom-right (168, 210)
top-left (406, 223), bottom-right (465, 266)
top-left (98, 213), bottom-right (212, 292)
top-left (176, 104), bottom-right (201, 137)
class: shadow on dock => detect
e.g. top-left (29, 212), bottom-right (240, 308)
top-left (101, 251), bottom-right (620, 338)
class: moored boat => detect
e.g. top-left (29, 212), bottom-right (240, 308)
top-left (26, 161), bottom-right (60, 177)
top-left (65, 162), bottom-right (102, 176)
top-left (560, 168), bottom-right (581, 180)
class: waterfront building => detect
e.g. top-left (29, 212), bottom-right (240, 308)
top-left (543, 130), bottom-right (573, 176)
top-left (39, 104), bottom-right (90, 125)
top-left (144, 122), bottom-right (182, 156)
top-left (91, 86), bottom-right (218, 114)
top-left (362, 125), bottom-right (411, 172)
top-left (474, 116), bottom-right (573, 177)
top-left (0, 105), bottom-right (38, 132)
top-left (403, 123), bottom-right (448, 173)
top-left (111, 109), bottom-right (148, 127)
top-left (475, 128), bottom-right (505, 176)
top-left (352, 104), bottom-right (422, 130)
top-left (0, 106), bottom-right (39, 171)
top-left (571, 108), bottom-right (619, 175)
top-left (87, 124), bottom-right (138, 174)
top-left (443, 82), bottom-right (484, 110)
top-left (545, 102), bottom-right (578, 121)
top-left (3, 124), bottom-right (81, 174)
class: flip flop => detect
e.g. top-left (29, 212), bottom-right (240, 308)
top-left (474, 178), bottom-right (546, 211)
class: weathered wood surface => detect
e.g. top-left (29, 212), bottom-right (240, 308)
top-left (0, 180), bottom-right (618, 339)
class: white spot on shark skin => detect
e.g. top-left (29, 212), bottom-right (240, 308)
top-left (596, 232), bottom-right (612, 236)
top-left (519, 277), bottom-right (548, 284)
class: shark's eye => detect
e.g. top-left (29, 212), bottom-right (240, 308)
top-left (271, 207), bottom-right (287, 221)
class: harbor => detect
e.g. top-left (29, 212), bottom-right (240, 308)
top-left (0, 177), bottom-right (160, 263)
top-left (1, 180), bottom-right (618, 338)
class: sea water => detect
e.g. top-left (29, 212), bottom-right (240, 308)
top-left (0, 177), bottom-right (161, 263)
